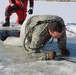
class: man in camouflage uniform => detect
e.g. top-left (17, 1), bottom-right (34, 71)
top-left (23, 15), bottom-right (70, 59)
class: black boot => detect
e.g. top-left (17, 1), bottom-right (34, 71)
top-left (19, 20), bottom-right (24, 25)
top-left (3, 18), bottom-right (10, 27)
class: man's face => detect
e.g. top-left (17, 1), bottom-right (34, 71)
top-left (48, 30), bottom-right (62, 38)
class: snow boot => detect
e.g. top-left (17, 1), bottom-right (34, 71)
top-left (19, 20), bottom-right (24, 25)
top-left (3, 18), bottom-right (10, 27)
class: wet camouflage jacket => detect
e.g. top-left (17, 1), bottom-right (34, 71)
top-left (25, 15), bottom-right (66, 52)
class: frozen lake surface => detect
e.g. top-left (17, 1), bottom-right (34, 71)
top-left (0, 1), bottom-right (76, 75)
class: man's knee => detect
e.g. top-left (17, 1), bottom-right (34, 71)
top-left (5, 6), bottom-right (13, 16)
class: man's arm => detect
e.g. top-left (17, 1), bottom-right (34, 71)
top-left (29, 0), bottom-right (34, 8)
top-left (9, 0), bottom-right (16, 4)
top-left (57, 25), bottom-right (66, 51)
top-left (28, 0), bottom-right (34, 14)
top-left (9, 0), bottom-right (18, 10)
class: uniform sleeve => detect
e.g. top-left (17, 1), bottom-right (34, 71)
top-left (57, 25), bottom-right (67, 51)
top-left (29, 30), bottom-right (44, 49)
top-left (29, 0), bottom-right (34, 8)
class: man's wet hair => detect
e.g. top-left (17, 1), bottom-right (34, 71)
top-left (48, 21), bottom-right (62, 33)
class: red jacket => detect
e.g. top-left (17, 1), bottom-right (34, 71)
top-left (9, 0), bottom-right (34, 8)
top-left (5, 0), bottom-right (34, 23)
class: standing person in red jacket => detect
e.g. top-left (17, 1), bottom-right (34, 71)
top-left (3, 0), bottom-right (34, 27)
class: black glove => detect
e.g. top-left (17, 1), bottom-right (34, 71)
top-left (28, 9), bottom-right (33, 14)
top-left (61, 49), bottom-right (70, 56)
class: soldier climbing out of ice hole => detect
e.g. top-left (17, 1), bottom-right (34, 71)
top-left (22, 15), bottom-right (70, 60)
